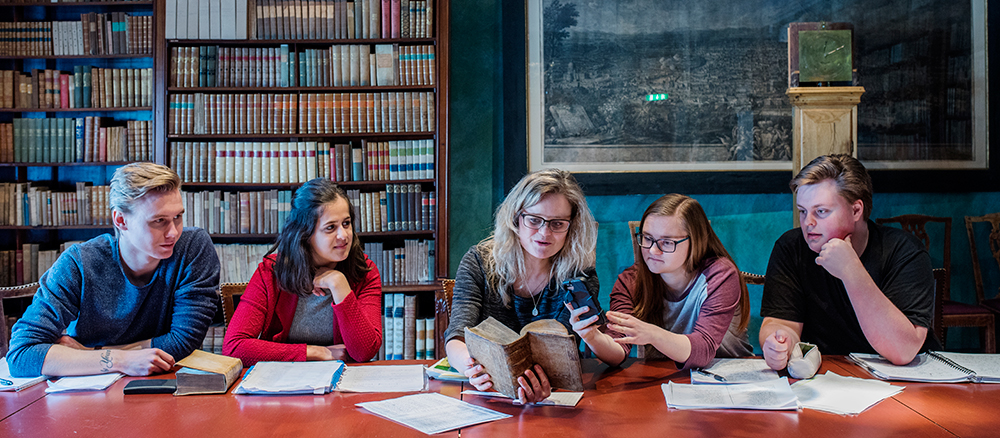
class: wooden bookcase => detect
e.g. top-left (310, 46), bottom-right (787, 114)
top-left (155, 0), bottom-right (450, 360)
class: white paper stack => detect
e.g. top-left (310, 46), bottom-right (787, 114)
top-left (357, 392), bottom-right (511, 434)
top-left (662, 377), bottom-right (798, 410)
top-left (690, 358), bottom-right (780, 384)
top-left (45, 373), bottom-right (123, 393)
top-left (0, 358), bottom-right (46, 392)
top-left (791, 372), bottom-right (904, 415)
top-left (234, 361), bottom-right (344, 395)
top-left (335, 364), bottom-right (427, 393)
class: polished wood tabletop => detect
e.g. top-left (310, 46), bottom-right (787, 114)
top-left (2, 357), bottom-right (999, 437)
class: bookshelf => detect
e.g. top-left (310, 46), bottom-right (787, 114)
top-left (158, 0), bottom-right (450, 360)
top-left (0, 1), bottom-right (156, 295)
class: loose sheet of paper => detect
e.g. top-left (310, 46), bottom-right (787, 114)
top-left (335, 365), bottom-right (427, 392)
top-left (356, 392), bottom-right (511, 434)
top-left (690, 358), bottom-right (780, 384)
top-left (0, 358), bottom-right (46, 392)
top-left (45, 373), bottom-right (123, 393)
top-left (791, 371), bottom-right (903, 415)
top-left (663, 377), bottom-right (798, 410)
top-left (236, 361), bottom-right (343, 394)
top-left (461, 390), bottom-right (584, 407)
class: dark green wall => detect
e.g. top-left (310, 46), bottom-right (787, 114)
top-left (447, 0), bottom-right (1000, 352)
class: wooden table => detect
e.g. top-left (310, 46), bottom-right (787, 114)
top-left (3, 357), bottom-right (1000, 437)
top-left (0, 360), bottom-right (460, 438)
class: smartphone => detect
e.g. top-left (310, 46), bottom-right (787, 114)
top-left (123, 379), bottom-right (177, 395)
top-left (564, 277), bottom-right (605, 326)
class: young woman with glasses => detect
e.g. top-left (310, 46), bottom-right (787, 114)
top-left (574, 194), bottom-right (752, 368)
top-left (444, 169), bottom-right (620, 404)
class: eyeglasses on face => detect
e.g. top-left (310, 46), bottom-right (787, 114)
top-left (636, 233), bottom-right (690, 253)
top-left (519, 212), bottom-right (571, 233)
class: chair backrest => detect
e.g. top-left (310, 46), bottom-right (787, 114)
top-left (434, 279), bottom-right (455, 360)
top-left (876, 214), bottom-right (952, 300)
top-left (965, 212), bottom-right (1000, 304)
top-left (0, 282), bottom-right (40, 357)
top-left (219, 282), bottom-right (249, 326)
top-left (932, 268), bottom-right (947, 345)
top-left (629, 220), bottom-right (642, 264)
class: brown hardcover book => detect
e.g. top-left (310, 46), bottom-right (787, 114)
top-left (175, 350), bottom-right (243, 396)
top-left (465, 317), bottom-right (584, 399)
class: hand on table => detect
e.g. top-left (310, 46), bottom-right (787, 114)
top-left (763, 329), bottom-right (793, 370)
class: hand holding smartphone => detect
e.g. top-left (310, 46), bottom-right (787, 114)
top-left (564, 278), bottom-right (605, 326)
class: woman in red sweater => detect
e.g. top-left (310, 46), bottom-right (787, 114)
top-left (223, 178), bottom-right (382, 366)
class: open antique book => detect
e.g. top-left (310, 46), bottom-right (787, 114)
top-left (464, 317), bottom-right (583, 398)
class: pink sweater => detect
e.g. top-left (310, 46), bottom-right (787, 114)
top-left (610, 257), bottom-right (744, 369)
top-left (223, 254), bottom-right (383, 366)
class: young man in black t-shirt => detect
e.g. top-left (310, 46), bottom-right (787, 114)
top-left (759, 154), bottom-right (936, 369)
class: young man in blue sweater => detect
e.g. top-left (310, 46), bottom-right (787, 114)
top-left (7, 163), bottom-right (220, 377)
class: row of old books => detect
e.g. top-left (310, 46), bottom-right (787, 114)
top-left (379, 294), bottom-right (434, 361)
top-left (0, 1), bottom-right (149, 3)
top-left (181, 189), bottom-right (293, 235)
top-left (200, 324), bottom-right (228, 355)
top-left (1, 118), bottom-right (152, 163)
top-left (168, 91), bottom-right (434, 135)
top-left (0, 68), bottom-right (153, 109)
top-left (250, 0), bottom-right (432, 40)
top-left (333, 139), bottom-right (433, 182)
top-left (170, 141), bottom-right (331, 184)
top-left (214, 243), bottom-right (271, 283)
top-left (1, 182), bottom-right (111, 227)
top-left (346, 185), bottom-right (434, 233)
top-left (0, 241), bottom-right (81, 287)
top-left (364, 240), bottom-right (433, 286)
top-left (170, 43), bottom-right (434, 88)
top-left (0, 14), bottom-right (152, 57)
top-left (165, 0), bottom-right (249, 40)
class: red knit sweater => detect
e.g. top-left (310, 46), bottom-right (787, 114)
top-left (223, 254), bottom-right (383, 366)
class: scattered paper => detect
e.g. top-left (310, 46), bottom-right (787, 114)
top-left (235, 361), bottom-right (344, 395)
top-left (663, 377), bottom-right (798, 410)
top-left (45, 373), bottom-right (123, 393)
top-left (357, 392), bottom-right (511, 434)
top-left (691, 358), bottom-right (780, 384)
top-left (461, 390), bottom-right (584, 407)
top-left (335, 365), bottom-right (427, 392)
top-left (791, 371), bottom-right (903, 415)
top-left (0, 358), bottom-right (46, 392)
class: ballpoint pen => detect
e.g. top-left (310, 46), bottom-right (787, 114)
top-left (693, 369), bottom-right (727, 382)
top-left (0, 377), bottom-right (13, 386)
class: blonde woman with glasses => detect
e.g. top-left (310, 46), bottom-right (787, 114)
top-left (444, 169), bottom-right (620, 404)
top-left (582, 194), bottom-right (752, 369)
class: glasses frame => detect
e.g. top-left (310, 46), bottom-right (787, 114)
top-left (519, 212), bottom-right (572, 233)
top-left (636, 233), bottom-right (690, 253)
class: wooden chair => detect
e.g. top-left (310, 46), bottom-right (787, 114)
top-left (0, 282), bottom-right (39, 357)
top-left (879, 214), bottom-right (995, 353)
top-left (434, 279), bottom-right (455, 360)
top-left (218, 282), bottom-right (249, 326)
top-left (966, 213), bottom-right (1000, 331)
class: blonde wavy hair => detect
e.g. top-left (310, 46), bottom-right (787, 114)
top-left (478, 168), bottom-right (597, 306)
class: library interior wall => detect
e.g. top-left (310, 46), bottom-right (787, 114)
top-left (446, 0), bottom-right (1000, 352)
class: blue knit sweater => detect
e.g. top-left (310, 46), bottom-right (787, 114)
top-left (6, 228), bottom-right (220, 377)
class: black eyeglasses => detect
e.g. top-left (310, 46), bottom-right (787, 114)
top-left (519, 213), bottom-right (571, 233)
top-left (636, 233), bottom-right (690, 253)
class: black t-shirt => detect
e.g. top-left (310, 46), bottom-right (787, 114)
top-left (760, 220), bottom-right (939, 355)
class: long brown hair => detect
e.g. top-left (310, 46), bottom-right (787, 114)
top-left (631, 194), bottom-right (750, 336)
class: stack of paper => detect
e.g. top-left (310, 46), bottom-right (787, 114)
top-left (690, 358), bottom-right (780, 384)
top-left (461, 390), bottom-right (584, 407)
top-left (662, 377), bottom-right (798, 410)
top-left (357, 392), bottom-right (511, 434)
top-left (46, 373), bottom-right (123, 393)
top-left (791, 372), bottom-right (904, 415)
top-left (335, 364), bottom-right (427, 392)
top-left (234, 361), bottom-right (345, 395)
top-left (0, 358), bottom-right (46, 392)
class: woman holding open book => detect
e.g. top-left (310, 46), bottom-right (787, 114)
top-left (223, 178), bottom-right (382, 366)
top-left (444, 169), bottom-right (623, 404)
top-left (575, 194), bottom-right (752, 369)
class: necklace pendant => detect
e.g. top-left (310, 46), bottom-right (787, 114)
top-left (532, 306), bottom-right (539, 317)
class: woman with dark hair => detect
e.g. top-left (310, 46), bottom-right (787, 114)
top-left (574, 194), bottom-right (751, 369)
top-left (223, 178), bottom-right (382, 366)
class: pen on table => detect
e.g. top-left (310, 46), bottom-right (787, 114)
top-left (694, 369), bottom-right (727, 382)
top-left (0, 377), bottom-right (13, 386)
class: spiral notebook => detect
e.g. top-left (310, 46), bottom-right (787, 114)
top-left (849, 351), bottom-right (1000, 383)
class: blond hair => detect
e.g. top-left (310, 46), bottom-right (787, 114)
top-left (478, 168), bottom-right (598, 306)
top-left (109, 162), bottom-right (182, 214)
top-left (790, 154), bottom-right (873, 220)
